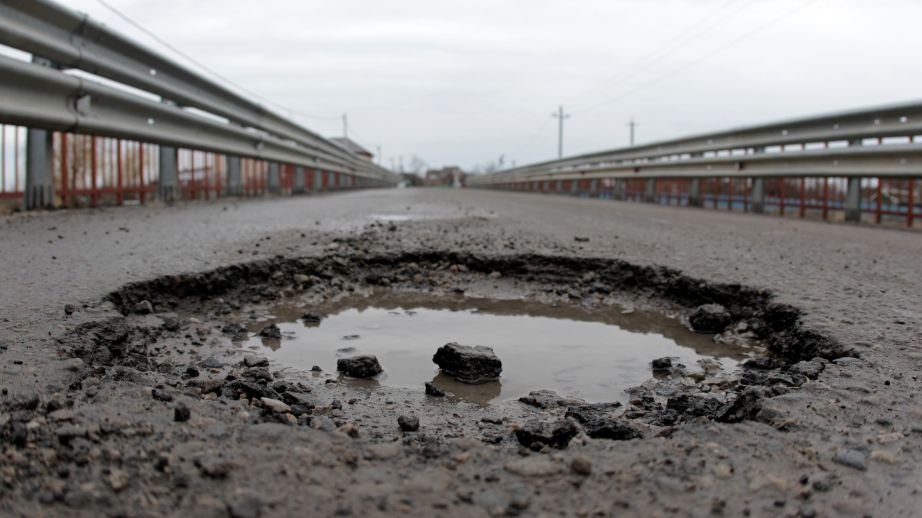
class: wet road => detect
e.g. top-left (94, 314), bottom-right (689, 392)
top-left (2, 188), bottom-right (922, 516)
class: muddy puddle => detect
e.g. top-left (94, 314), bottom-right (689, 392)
top-left (233, 292), bottom-right (754, 405)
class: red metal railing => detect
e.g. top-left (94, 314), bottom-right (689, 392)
top-left (57, 133), bottom-right (158, 208)
top-left (498, 175), bottom-right (922, 229)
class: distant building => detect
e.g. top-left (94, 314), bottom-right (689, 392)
top-left (424, 166), bottom-right (465, 188)
top-left (330, 137), bottom-right (374, 162)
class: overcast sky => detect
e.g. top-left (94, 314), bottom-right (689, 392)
top-left (61, 0), bottom-right (922, 171)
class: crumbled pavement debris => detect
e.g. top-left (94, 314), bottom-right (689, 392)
top-left (397, 414), bottom-right (420, 432)
top-left (336, 354), bottom-right (383, 378)
top-left (688, 303), bottom-right (733, 333)
top-left (424, 381), bottom-right (446, 397)
top-left (433, 342), bottom-right (503, 383)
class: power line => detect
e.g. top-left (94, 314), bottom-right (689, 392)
top-left (93, 0), bottom-right (342, 121)
top-left (568, 0), bottom-right (754, 110)
top-left (578, 0), bottom-right (821, 112)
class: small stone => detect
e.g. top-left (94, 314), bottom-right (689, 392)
top-left (221, 323), bottom-right (248, 337)
top-left (515, 419), bottom-right (579, 449)
top-left (433, 342), bottom-right (502, 384)
top-left (504, 457), bottom-right (562, 477)
top-left (338, 423), bottom-right (359, 438)
top-left (869, 450), bottom-right (899, 464)
top-left (108, 469), bottom-right (129, 492)
top-left (60, 358), bottom-right (85, 372)
top-left (302, 312), bottom-right (324, 324)
top-left (651, 357), bottom-right (673, 373)
top-left (258, 324), bottom-right (281, 340)
top-left (570, 455), bottom-right (592, 476)
top-left (398, 414), bottom-right (420, 432)
top-left (260, 397), bottom-right (291, 413)
top-left (832, 449), bottom-right (867, 471)
top-left (715, 389), bottom-right (762, 423)
top-left (201, 356), bottom-right (225, 369)
top-left (876, 432), bottom-right (902, 445)
top-left (227, 493), bottom-right (263, 518)
top-left (689, 304), bottom-right (732, 333)
top-left (573, 236), bottom-right (590, 242)
top-left (64, 304), bottom-right (76, 315)
top-left (337, 355), bottom-right (383, 379)
top-left (424, 382), bottom-right (445, 397)
top-left (311, 365), bottom-right (322, 372)
top-left (243, 354), bottom-right (268, 368)
top-left (132, 300), bottom-right (154, 315)
top-left (519, 389), bottom-right (567, 409)
top-left (152, 388), bottom-right (173, 402)
top-left (174, 404), bottom-right (191, 422)
top-left (293, 274), bottom-right (311, 284)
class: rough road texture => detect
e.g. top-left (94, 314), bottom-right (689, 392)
top-left (1, 189), bottom-right (921, 517)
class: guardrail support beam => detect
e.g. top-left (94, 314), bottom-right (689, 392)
top-left (315, 169), bottom-right (324, 192)
top-left (750, 177), bottom-right (766, 214)
top-left (613, 179), bottom-right (625, 200)
top-left (158, 146), bottom-right (178, 202)
top-left (643, 178), bottom-right (656, 203)
top-left (293, 166), bottom-right (306, 194)
top-left (225, 157), bottom-right (242, 196)
top-left (25, 128), bottom-right (54, 210)
top-left (845, 177), bottom-right (862, 222)
top-left (688, 178), bottom-right (702, 207)
top-left (267, 163), bottom-right (281, 194)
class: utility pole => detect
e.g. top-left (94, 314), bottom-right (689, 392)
top-left (342, 113), bottom-right (348, 138)
top-left (627, 117), bottom-right (637, 146)
top-left (552, 106), bottom-right (570, 158)
top-left (376, 145), bottom-right (381, 165)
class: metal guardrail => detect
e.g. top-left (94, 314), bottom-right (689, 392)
top-left (0, 0), bottom-right (398, 208)
top-left (469, 101), bottom-right (922, 227)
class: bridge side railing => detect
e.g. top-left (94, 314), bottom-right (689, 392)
top-left (469, 101), bottom-right (922, 228)
top-left (0, 0), bottom-right (398, 209)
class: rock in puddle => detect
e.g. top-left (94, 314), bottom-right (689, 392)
top-left (424, 381), bottom-right (446, 397)
top-left (689, 303), bottom-right (732, 333)
top-left (258, 324), bottom-right (282, 340)
top-left (337, 355), bottom-right (383, 378)
top-left (651, 357), bottom-right (673, 374)
top-left (433, 342), bottom-right (502, 384)
top-left (243, 354), bottom-right (268, 368)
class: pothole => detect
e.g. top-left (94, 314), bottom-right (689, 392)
top-left (60, 249), bottom-right (852, 445)
top-left (235, 291), bottom-right (754, 405)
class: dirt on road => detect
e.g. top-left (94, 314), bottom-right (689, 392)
top-left (1, 189), bottom-right (920, 517)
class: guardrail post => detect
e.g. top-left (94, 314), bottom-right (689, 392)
top-left (590, 179), bottom-right (599, 197)
top-left (750, 177), bottom-right (766, 213)
top-left (293, 166), bottom-right (305, 194)
top-left (614, 179), bottom-right (625, 200)
top-left (688, 178), bottom-right (702, 207)
top-left (314, 169), bottom-right (324, 192)
top-left (845, 177), bottom-right (862, 222)
top-left (24, 57), bottom-right (58, 210)
top-left (225, 156), bottom-right (242, 196)
top-left (643, 178), bottom-right (656, 203)
top-left (267, 162), bottom-right (280, 194)
top-left (25, 127), bottom-right (54, 209)
top-left (158, 146), bottom-right (178, 202)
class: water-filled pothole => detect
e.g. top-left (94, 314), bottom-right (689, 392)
top-left (238, 292), bottom-right (755, 404)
